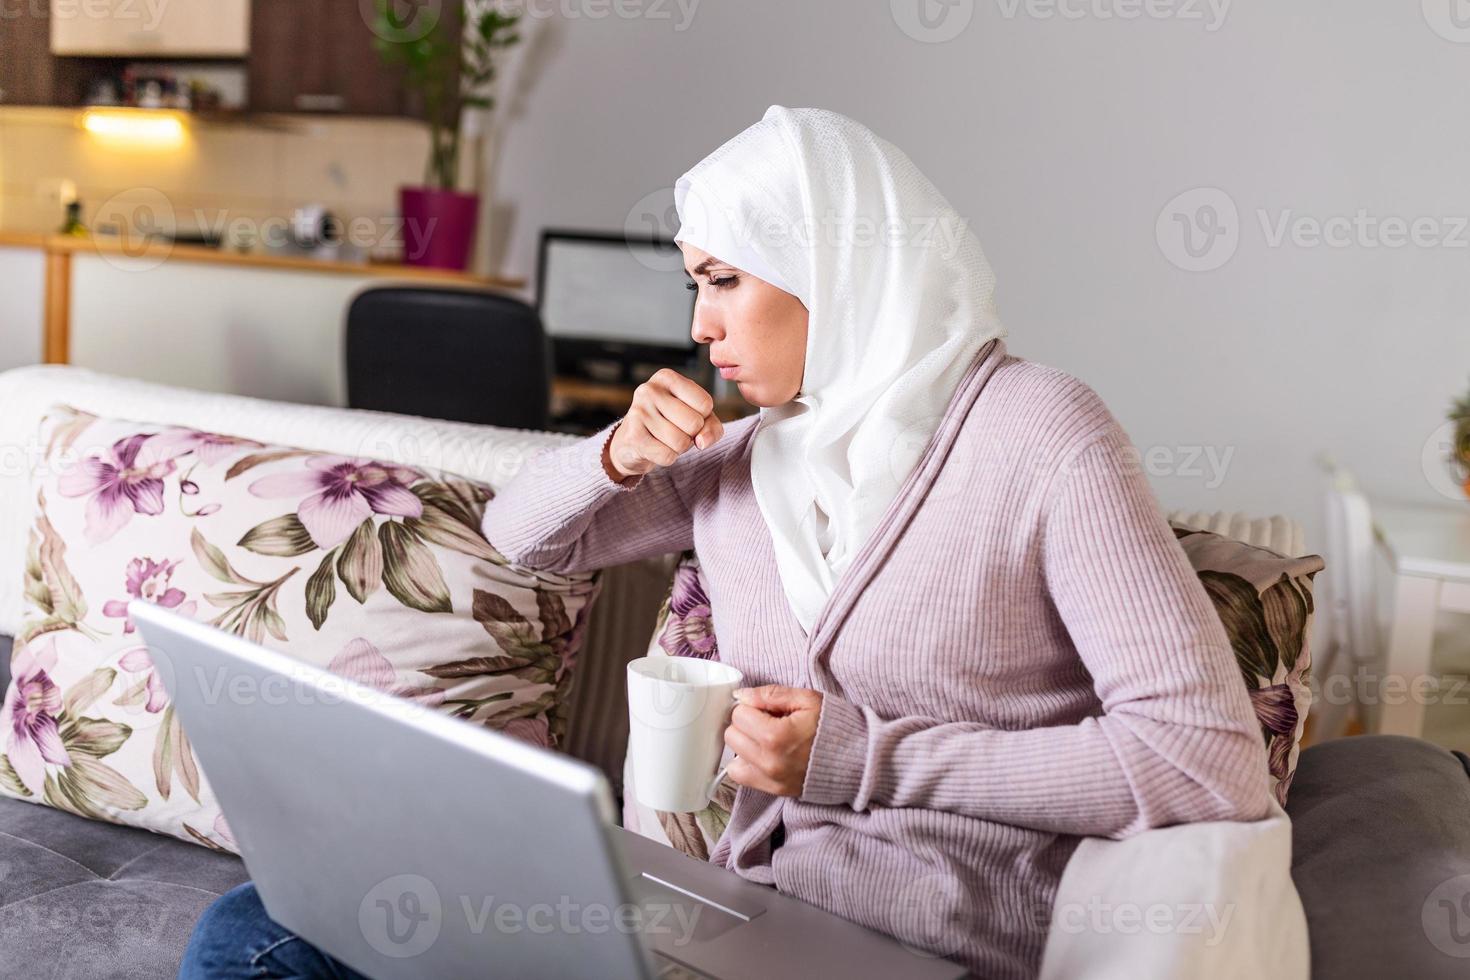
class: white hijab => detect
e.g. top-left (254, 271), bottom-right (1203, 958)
top-left (673, 105), bottom-right (1007, 636)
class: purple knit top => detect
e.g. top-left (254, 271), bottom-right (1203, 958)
top-left (481, 338), bottom-right (1271, 979)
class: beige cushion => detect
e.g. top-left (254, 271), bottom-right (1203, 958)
top-left (1165, 508), bottom-right (1306, 558)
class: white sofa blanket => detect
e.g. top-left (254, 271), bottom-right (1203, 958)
top-left (1039, 795), bottom-right (1310, 979)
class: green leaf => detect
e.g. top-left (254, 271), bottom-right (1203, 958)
top-left (239, 513), bottom-right (317, 557)
top-left (306, 549), bottom-right (338, 631)
top-left (192, 528), bottom-right (250, 585)
top-left (379, 521), bottom-right (452, 613)
top-left (406, 501), bottom-right (497, 561)
top-left (0, 753), bottom-right (32, 797)
top-left (182, 823), bottom-right (231, 853)
top-left (421, 652), bottom-right (538, 679)
top-left (24, 529), bottom-right (52, 613)
top-left (32, 493), bottom-right (87, 626)
top-left (44, 406), bottom-right (98, 460)
top-left (170, 705), bottom-right (201, 802)
top-left (483, 690), bottom-right (556, 726)
top-left (658, 810), bottom-right (709, 861)
top-left (63, 667), bottom-right (116, 716)
top-left (1262, 573), bottom-right (1309, 673)
top-left (16, 617), bottom-right (69, 648)
top-left (113, 675), bottom-right (152, 709)
top-left (153, 703), bottom-right (174, 799)
top-left (536, 591), bottom-right (570, 644)
top-left (224, 448), bottom-right (311, 481)
top-left (61, 715), bottom-right (131, 759)
top-left (261, 605), bottom-right (289, 643)
top-left (443, 691), bottom-right (516, 721)
top-left (1200, 570), bottom-right (1278, 681)
top-left (337, 519), bottom-right (383, 603)
top-left (472, 589), bottom-right (538, 651)
top-left (411, 479), bottom-right (487, 529)
top-left (48, 758), bottom-right (146, 818)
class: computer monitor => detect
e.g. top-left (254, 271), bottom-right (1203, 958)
top-left (536, 230), bottom-right (698, 383)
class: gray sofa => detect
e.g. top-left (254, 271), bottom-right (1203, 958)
top-left (0, 367), bottom-right (1466, 977)
top-left (3, 630), bottom-right (1469, 977)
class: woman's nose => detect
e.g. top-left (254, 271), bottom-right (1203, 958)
top-left (690, 305), bottom-right (722, 345)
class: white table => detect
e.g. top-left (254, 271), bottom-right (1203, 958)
top-left (1373, 502), bottom-right (1470, 737)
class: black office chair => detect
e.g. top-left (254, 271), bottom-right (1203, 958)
top-left (345, 286), bottom-right (552, 431)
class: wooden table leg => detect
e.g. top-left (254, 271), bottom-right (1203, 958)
top-left (1376, 572), bottom-right (1441, 737)
top-left (43, 247), bottom-right (71, 364)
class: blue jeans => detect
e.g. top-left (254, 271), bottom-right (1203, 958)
top-left (178, 882), bottom-right (370, 980)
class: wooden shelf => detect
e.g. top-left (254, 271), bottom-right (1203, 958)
top-left (34, 234), bottom-right (521, 288)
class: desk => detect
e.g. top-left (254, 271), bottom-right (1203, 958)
top-left (1373, 502), bottom-right (1470, 737)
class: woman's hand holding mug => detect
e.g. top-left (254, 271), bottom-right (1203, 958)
top-left (604, 369), bottom-right (725, 483)
top-left (724, 685), bottom-right (823, 798)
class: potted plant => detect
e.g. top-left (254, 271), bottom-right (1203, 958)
top-left (1450, 380), bottom-right (1470, 500)
top-left (373, 1), bottom-right (522, 271)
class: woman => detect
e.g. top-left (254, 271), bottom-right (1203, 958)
top-left (483, 106), bottom-right (1270, 978)
top-left (179, 106), bottom-right (1269, 980)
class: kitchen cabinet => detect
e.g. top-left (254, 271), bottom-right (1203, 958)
top-left (0, 7), bottom-right (95, 106)
top-left (8, 0), bottom-right (421, 116)
top-left (0, 10), bottom-right (57, 105)
top-left (249, 0), bottom-right (420, 116)
top-left (50, 0), bottom-right (250, 57)
top-left (0, 242), bottom-right (46, 372)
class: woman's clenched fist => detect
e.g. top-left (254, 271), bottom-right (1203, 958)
top-left (603, 369), bottom-right (725, 483)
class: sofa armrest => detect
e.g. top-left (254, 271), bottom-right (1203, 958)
top-left (1286, 735), bottom-right (1470, 979)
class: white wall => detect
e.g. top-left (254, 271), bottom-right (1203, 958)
top-left (481, 1), bottom-right (1470, 551)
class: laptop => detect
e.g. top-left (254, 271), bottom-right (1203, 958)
top-left (130, 603), bottom-right (967, 980)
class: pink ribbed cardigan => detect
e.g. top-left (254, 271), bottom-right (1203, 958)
top-left (480, 338), bottom-right (1271, 979)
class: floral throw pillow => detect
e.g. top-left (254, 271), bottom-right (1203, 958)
top-left (621, 551), bottom-right (737, 861)
top-left (1170, 523), bottom-right (1325, 807)
top-left (0, 407), bottom-right (600, 852)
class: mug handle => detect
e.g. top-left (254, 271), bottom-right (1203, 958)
top-left (704, 689), bottom-right (740, 803)
top-left (704, 758), bottom-right (734, 804)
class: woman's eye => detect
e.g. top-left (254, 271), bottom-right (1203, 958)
top-left (685, 275), bottom-right (739, 293)
top-left (710, 276), bottom-right (737, 288)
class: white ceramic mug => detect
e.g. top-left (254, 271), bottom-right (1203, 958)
top-left (626, 656), bottom-right (743, 813)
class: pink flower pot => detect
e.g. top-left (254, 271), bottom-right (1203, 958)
top-left (399, 186), bottom-right (480, 271)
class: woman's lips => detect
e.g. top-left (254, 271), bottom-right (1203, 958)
top-left (718, 365), bottom-right (740, 380)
